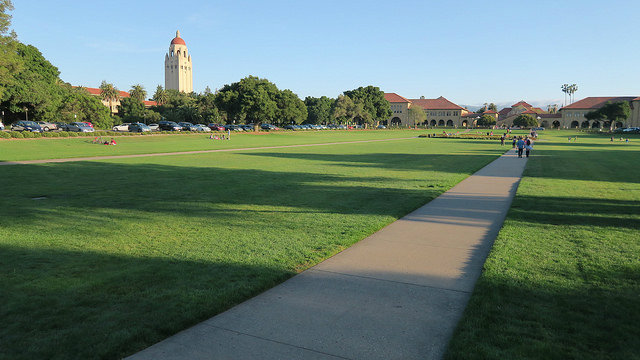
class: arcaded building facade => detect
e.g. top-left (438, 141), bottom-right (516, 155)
top-left (165, 30), bottom-right (193, 93)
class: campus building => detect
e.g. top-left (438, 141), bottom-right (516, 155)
top-left (497, 101), bottom-right (561, 128)
top-left (559, 97), bottom-right (640, 129)
top-left (383, 93), bottom-right (470, 127)
top-left (164, 30), bottom-right (193, 93)
top-left (80, 87), bottom-right (157, 115)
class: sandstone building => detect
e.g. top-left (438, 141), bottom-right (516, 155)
top-left (165, 30), bottom-right (193, 93)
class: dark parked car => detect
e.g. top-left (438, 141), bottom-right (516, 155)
top-left (11, 121), bottom-right (42, 132)
top-left (129, 123), bottom-right (151, 132)
top-left (158, 121), bottom-right (182, 131)
top-left (225, 124), bottom-right (243, 131)
top-left (240, 125), bottom-right (253, 131)
top-left (260, 124), bottom-right (278, 130)
top-left (178, 122), bottom-right (196, 131)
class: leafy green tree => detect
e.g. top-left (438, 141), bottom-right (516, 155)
top-left (598, 101), bottom-right (631, 130)
top-left (0, 0), bottom-right (20, 100)
top-left (512, 114), bottom-right (538, 128)
top-left (117, 97), bottom-right (146, 123)
top-left (99, 81), bottom-right (120, 115)
top-left (343, 85), bottom-right (391, 123)
top-left (407, 105), bottom-right (426, 126)
top-left (129, 84), bottom-right (146, 102)
top-left (276, 89), bottom-right (307, 125)
top-left (477, 114), bottom-right (497, 127)
top-left (488, 103), bottom-right (497, 111)
top-left (152, 85), bottom-right (168, 105)
top-left (197, 92), bottom-right (220, 123)
top-left (1, 43), bottom-right (64, 122)
top-left (60, 85), bottom-right (112, 128)
top-left (332, 94), bottom-right (355, 123)
top-left (304, 96), bottom-right (334, 124)
top-left (215, 76), bottom-right (283, 125)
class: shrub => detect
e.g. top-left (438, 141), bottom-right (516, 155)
top-left (10, 131), bottom-right (24, 138)
top-left (513, 114), bottom-right (538, 128)
top-left (67, 132), bottom-right (79, 137)
top-left (0, 131), bottom-right (11, 139)
top-left (58, 131), bottom-right (69, 137)
top-left (32, 132), bottom-right (43, 138)
top-left (22, 131), bottom-right (34, 138)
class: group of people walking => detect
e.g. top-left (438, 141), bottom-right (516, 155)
top-left (500, 134), bottom-right (533, 158)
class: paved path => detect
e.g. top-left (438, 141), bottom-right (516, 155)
top-left (129, 148), bottom-right (527, 360)
top-left (0, 137), bottom-right (414, 165)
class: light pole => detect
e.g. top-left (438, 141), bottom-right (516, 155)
top-left (24, 107), bottom-right (28, 122)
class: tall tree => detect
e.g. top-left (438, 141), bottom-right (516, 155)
top-left (99, 81), bottom-right (120, 115)
top-left (477, 114), bottom-right (497, 127)
top-left (407, 105), bottom-right (426, 126)
top-left (129, 84), bottom-right (146, 102)
top-left (215, 76), bottom-right (281, 125)
top-left (343, 85), bottom-right (392, 124)
top-left (488, 103), bottom-right (497, 111)
top-left (304, 96), bottom-right (334, 124)
top-left (152, 85), bottom-right (168, 105)
top-left (276, 89), bottom-right (307, 125)
top-left (599, 101), bottom-right (631, 130)
top-left (0, 0), bottom-right (20, 100)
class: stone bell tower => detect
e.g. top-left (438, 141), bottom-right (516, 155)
top-left (164, 30), bottom-right (193, 93)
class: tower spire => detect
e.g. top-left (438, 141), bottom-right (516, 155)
top-left (176, 30), bottom-right (180, 38)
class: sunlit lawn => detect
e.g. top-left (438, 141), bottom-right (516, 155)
top-left (0, 133), bottom-right (505, 359)
top-left (446, 130), bottom-right (640, 359)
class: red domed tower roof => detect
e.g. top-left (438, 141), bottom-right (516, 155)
top-left (171, 30), bottom-right (186, 45)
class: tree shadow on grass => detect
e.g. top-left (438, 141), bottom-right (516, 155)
top-left (0, 244), bottom-right (293, 360)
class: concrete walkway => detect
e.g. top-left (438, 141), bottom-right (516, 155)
top-left (129, 148), bottom-right (527, 360)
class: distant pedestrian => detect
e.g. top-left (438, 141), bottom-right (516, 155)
top-left (500, 135), bottom-right (505, 146)
top-left (611, 136), bottom-right (614, 142)
top-left (525, 138), bottom-right (532, 157)
top-left (516, 137), bottom-right (525, 158)
top-left (512, 137), bottom-right (517, 148)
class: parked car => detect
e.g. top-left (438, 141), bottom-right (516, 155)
top-left (622, 127), bottom-right (640, 132)
top-left (62, 122), bottom-right (94, 132)
top-left (178, 122), bottom-right (196, 131)
top-left (532, 127), bottom-right (545, 131)
top-left (0, 121), bottom-right (4, 130)
top-left (83, 122), bottom-right (94, 128)
top-left (192, 124), bottom-right (211, 132)
top-left (148, 123), bottom-right (160, 131)
top-left (129, 123), bottom-right (151, 132)
top-left (158, 121), bottom-right (182, 131)
top-left (377, 124), bottom-right (387, 129)
top-left (11, 120), bottom-right (42, 132)
top-left (260, 124), bottom-right (278, 130)
top-left (225, 124), bottom-right (244, 131)
top-left (112, 123), bottom-right (131, 132)
top-left (240, 125), bottom-right (253, 131)
top-left (207, 123), bottom-right (225, 131)
top-left (284, 125), bottom-right (296, 130)
top-left (36, 121), bottom-right (57, 131)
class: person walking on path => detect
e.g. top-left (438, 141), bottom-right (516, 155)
top-left (500, 135), bottom-right (505, 146)
top-left (525, 137), bottom-right (532, 158)
top-left (516, 137), bottom-right (525, 158)
top-left (512, 136), bottom-right (517, 148)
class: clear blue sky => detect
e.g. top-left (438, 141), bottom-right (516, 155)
top-left (10, 0), bottom-right (640, 108)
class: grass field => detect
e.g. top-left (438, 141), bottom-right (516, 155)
top-left (445, 131), bottom-right (640, 359)
top-left (0, 131), bottom-right (506, 359)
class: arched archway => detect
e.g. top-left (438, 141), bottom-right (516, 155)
top-left (615, 121), bottom-right (623, 128)
top-left (570, 121), bottom-right (579, 128)
top-left (462, 120), bottom-right (468, 127)
top-left (391, 117), bottom-right (401, 126)
top-left (581, 121), bottom-right (590, 128)
top-left (438, 120), bottom-right (445, 126)
top-left (591, 121), bottom-right (600, 129)
top-left (552, 121), bottom-right (560, 128)
top-left (603, 121), bottom-right (611, 129)
top-left (541, 121), bottom-right (549, 128)
top-left (446, 120), bottom-right (454, 127)
top-left (380, 120), bottom-right (388, 126)
top-left (430, 120), bottom-right (437, 126)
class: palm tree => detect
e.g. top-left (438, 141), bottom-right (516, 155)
top-left (129, 84), bottom-right (146, 103)
top-left (569, 84), bottom-right (578, 104)
top-left (99, 81), bottom-right (120, 115)
top-left (561, 84), bottom-right (569, 107)
top-left (152, 85), bottom-right (168, 105)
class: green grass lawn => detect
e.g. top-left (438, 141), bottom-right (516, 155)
top-left (0, 129), bottom-right (426, 161)
top-left (0, 132), bottom-right (505, 359)
top-left (445, 131), bottom-right (640, 359)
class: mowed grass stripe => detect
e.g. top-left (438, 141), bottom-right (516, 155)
top-left (445, 131), bottom-right (640, 359)
top-left (0, 134), bottom-right (505, 359)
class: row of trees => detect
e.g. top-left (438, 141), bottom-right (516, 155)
top-left (585, 101), bottom-right (631, 130)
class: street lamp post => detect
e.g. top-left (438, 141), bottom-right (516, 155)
top-left (24, 107), bottom-right (28, 122)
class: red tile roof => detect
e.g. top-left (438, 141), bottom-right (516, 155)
top-left (143, 100), bottom-right (158, 106)
top-left (498, 107), bottom-right (512, 119)
top-left (462, 113), bottom-right (481, 118)
top-left (384, 93), bottom-right (411, 103)
top-left (408, 96), bottom-right (465, 110)
top-left (512, 101), bottom-right (533, 108)
top-left (76, 86), bottom-right (155, 106)
top-left (483, 110), bottom-right (497, 114)
top-left (561, 96), bottom-right (638, 110)
top-left (522, 110), bottom-right (537, 114)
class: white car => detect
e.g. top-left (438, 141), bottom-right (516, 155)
top-left (148, 123), bottom-right (160, 131)
top-left (112, 123), bottom-right (131, 132)
top-left (622, 127), bottom-right (639, 132)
